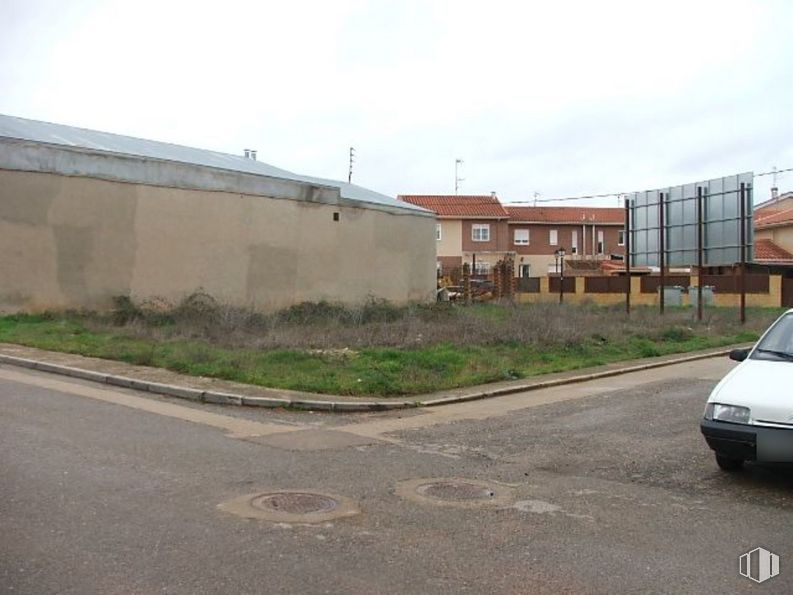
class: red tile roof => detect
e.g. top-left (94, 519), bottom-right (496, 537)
top-left (505, 206), bottom-right (625, 225)
top-left (754, 238), bottom-right (793, 262)
top-left (754, 191), bottom-right (793, 210)
top-left (398, 195), bottom-right (509, 218)
top-left (755, 206), bottom-right (793, 228)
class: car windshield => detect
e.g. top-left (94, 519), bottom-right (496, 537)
top-left (752, 313), bottom-right (793, 361)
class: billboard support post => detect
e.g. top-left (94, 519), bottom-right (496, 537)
top-left (625, 198), bottom-right (631, 315)
top-left (697, 186), bottom-right (704, 322)
top-left (740, 182), bottom-right (747, 324)
top-left (659, 192), bottom-right (665, 315)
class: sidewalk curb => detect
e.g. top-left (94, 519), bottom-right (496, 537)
top-left (0, 354), bottom-right (418, 412)
top-left (418, 347), bottom-right (741, 407)
top-left (0, 347), bottom-right (741, 413)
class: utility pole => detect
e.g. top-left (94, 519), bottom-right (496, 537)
top-left (348, 147), bottom-right (355, 184)
top-left (455, 159), bottom-right (464, 194)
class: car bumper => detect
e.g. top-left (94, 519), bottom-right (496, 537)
top-left (701, 419), bottom-right (793, 462)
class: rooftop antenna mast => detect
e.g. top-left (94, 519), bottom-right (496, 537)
top-left (455, 158), bottom-right (464, 194)
top-left (772, 166), bottom-right (779, 200)
top-left (348, 147), bottom-right (355, 184)
top-left (533, 191), bottom-right (540, 206)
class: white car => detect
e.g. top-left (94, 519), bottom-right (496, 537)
top-left (701, 308), bottom-right (793, 471)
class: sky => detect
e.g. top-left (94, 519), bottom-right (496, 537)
top-left (1, 0), bottom-right (791, 206)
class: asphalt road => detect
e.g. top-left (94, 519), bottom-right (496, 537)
top-left (2, 358), bottom-right (792, 594)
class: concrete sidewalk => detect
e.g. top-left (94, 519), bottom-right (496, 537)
top-left (0, 341), bottom-right (743, 413)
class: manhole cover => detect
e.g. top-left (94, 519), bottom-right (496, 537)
top-left (250, 492), bottom-right (339, 514)
top-left (395, 478), bottom-right (514, 508)
top-left (218, 490), bottom-right (358, 523)
top-left (417, 481), bottom-right (495, 501)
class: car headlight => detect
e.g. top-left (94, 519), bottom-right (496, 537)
top-left (704, 403), bottom-right (751, 423)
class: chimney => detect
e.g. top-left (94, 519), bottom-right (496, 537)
top-left (250, 150), bottom-right (257, 161)
top-left (490, 191), bottom-right (497, 198)
top-left (243, 149), bottom-right (250, 159)
top-left (772, 186), bottom-right (779, 201)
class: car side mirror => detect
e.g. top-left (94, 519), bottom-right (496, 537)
top-left (729, 348), bottom-right (750, 362)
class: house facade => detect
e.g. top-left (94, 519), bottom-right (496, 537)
top-left (398, 194), bottom-right (512, 276)
top-left (754, 191), bottom-right (793, 257)
top-left (506, 206), bottom-right (625, 277)
top-left (399, 194), bottom-right (626, 278)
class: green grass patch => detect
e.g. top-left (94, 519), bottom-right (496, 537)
top-left (0, 311), bottom-right (763, 397)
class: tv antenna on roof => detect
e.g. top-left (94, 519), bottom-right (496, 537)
top-left (348, 147), bottom-right (355, 184)
top-left (772, 166), bottom-right (779, 200)
top-left (455, 158), bottom-right (464, 194)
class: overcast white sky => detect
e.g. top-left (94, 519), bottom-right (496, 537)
top-left (1, 0), bottom-right (791, 205)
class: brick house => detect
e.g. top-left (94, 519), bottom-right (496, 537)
top-left (754, 191), bottom-right (793, 260)
top-left (505, 206), bottom-right (625, 277)
top-left (398, 194), bottom-right (512, 276)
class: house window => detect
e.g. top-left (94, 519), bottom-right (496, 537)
top-left (549, 229), bottom-right (558, 245)
top-left (571, 230), bottom-right (578, 255)
top-left (618, 230), bottom-right (625, 246)
top-left (472, 223), bottom-right (490, 242)
top-left (474, 261), bottom-right (491, 275)
top-left (514, 229), bottom-right (529, 245)
top-left (436, 223), bottom-right (442, 241)
top-left (597, 230), bottom-right (605, 255)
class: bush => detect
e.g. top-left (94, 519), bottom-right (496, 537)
top-left (93, 294), bottom-right (779, 353)
top-left (111, 295), bottom-right (142, 325)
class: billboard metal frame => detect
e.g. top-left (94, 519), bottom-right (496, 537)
top-left (627, 172), bottom-right (753, 322)
top-left (628, 173), bottom-right (753, 269)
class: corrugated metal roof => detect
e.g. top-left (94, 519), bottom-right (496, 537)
top-left (0, 113), bottom-right (427, 215)
top-left (398, 195), bottom-right (510, 218)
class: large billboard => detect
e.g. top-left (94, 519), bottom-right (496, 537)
top-left (629, 172), bottom-right (753, 267)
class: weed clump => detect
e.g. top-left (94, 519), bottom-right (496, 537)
top-left (93, 294), bottom-right (778, 354)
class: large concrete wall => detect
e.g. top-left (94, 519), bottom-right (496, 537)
top-left (0, 169), bottom-right (436, 312)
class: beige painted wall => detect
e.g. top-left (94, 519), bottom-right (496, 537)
top-left (514, 254), bottom-right (557, 277)
top-left (0, 170), bottom-right (436, 312)
top-left (437, 219), bottom-right (462, 257)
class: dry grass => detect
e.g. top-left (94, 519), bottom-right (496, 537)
top-left (101, 292), bottom-right (779, 351)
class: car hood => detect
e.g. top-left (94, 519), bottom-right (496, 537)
top-left (709, 359), bottom-right (793, 426)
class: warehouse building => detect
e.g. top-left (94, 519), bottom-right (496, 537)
top-left (0, 114), bottom-right (436, 312)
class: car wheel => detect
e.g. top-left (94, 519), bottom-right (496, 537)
top-left (715, 454), bottom-right (744, 471)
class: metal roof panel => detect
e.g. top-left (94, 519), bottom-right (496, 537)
top-left (0, 113), bottom-right (428, 215)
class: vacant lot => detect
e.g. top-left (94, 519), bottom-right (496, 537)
top-left (0, 294), bottom-right (781, 396)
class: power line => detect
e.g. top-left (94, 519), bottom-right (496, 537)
top-left (757, 166), bottom-right (793, 177)
top-left (508, 166), bottom-right (792, 205)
